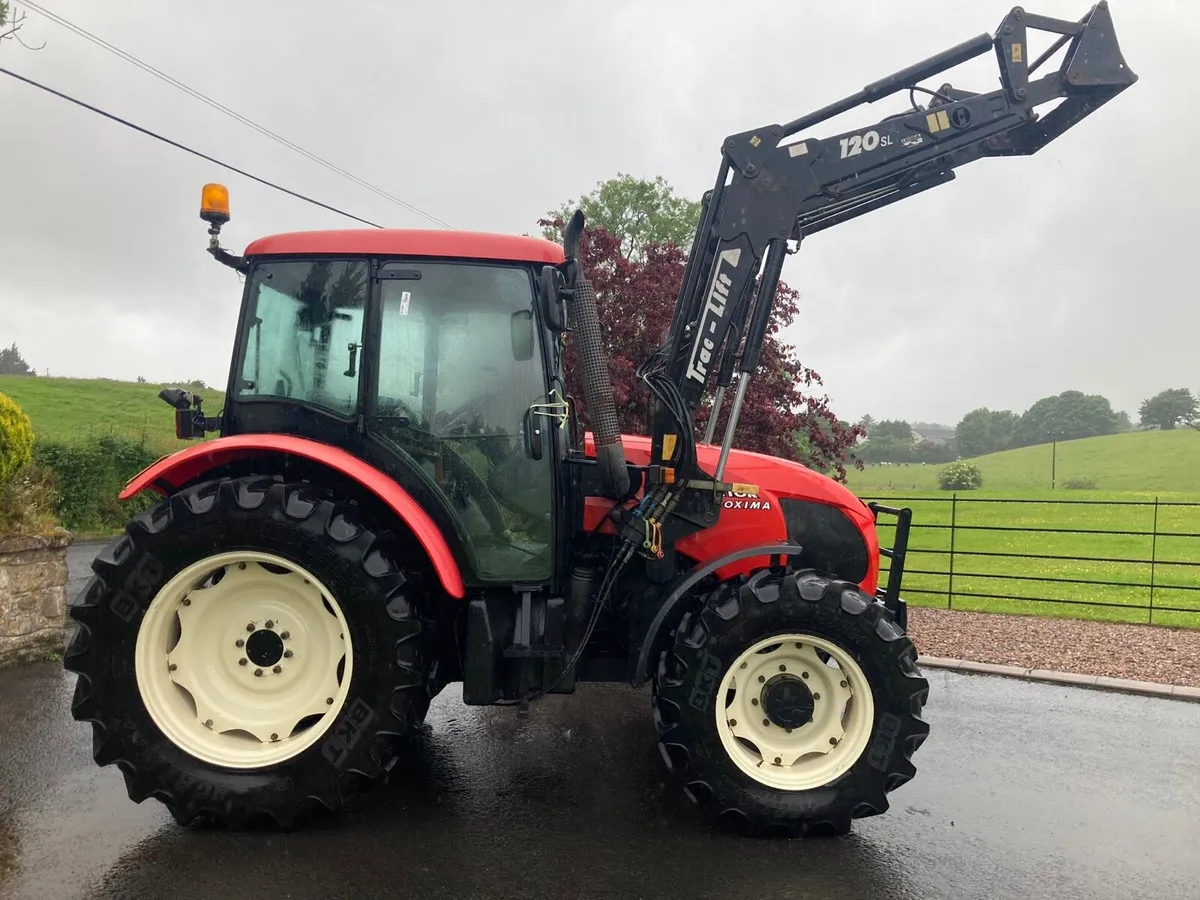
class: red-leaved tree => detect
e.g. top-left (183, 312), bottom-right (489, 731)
top-left (540, 217), bottom-right (864, 481)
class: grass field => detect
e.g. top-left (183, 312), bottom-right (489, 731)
top-left (0, 374), bottom-right (202, 454)
top-left (846, 428), bottom-right (1200, 493)
top-left (866, 490), bottom-right (1200, 629)
top-left (847, 432), bottom-right (1200, 629)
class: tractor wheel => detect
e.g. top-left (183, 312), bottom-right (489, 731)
top-left (651, 567), bottom-right (929, 837)
top-left (64, 475), bottom-right (436, 829)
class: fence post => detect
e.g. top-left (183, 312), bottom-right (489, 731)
top-left (947, 493), bottom-right (957, 610)
top-left (1149, 496), bottom-right (1159, 625)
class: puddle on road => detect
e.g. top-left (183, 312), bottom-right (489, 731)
top-left (0, 766), bottom-right (168, 900)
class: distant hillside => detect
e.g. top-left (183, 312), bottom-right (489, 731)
top-left (6, 375), bottom-right (1199, 495)
top-left (847, 429), bottom-right (1200, 493)
top-left (0, 375), bottom-right (211, 452)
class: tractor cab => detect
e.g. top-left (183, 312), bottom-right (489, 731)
top-left (195, 185), bottom-right (572, 587)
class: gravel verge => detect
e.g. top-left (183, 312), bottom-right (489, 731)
top-left (907, 606), bottom-right (1200, 688)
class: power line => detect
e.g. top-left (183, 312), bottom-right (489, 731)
top-left (0, 65), bottom-right (384, 228)
top-left (20, 0), bottom-right (455, 230)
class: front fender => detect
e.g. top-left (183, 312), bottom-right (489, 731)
top-left (630, 543), bottom-right (802, 688)
top-left (120, 434), bottom-right (466, 599)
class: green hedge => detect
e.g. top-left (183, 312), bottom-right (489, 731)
top-left (34, 432), bottom-right (162, 534)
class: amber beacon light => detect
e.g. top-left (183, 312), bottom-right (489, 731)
top-left (200, 182), bottom-right (231, 226)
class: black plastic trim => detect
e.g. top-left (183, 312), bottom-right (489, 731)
top-left (630, 542), bottom-right (802, 687)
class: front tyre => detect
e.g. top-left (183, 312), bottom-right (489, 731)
top-left (64, 476), bottom-right (435, 829)
top-left (652, 568), bottom-right (929, 837)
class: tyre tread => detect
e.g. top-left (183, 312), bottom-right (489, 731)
top-left (651, 567), bottom-right (930, 839)
top-left (63, 474), bottom-right (436, 831)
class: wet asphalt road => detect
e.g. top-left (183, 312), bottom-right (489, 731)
top-left (1, 545), bottom-right (1198, 900)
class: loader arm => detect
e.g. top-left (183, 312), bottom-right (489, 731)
top-left (557, 3), bottom-right (1135, 585)
top-left (650, 2), bottom-right (1136, 476)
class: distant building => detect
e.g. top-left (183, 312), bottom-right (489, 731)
top-left (911, 426), bottom-right (956, 446)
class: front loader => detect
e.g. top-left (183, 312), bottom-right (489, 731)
top-left (65, 4), bottom-right (1136, 836)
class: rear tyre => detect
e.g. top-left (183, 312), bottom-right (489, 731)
top-left (652, 567), bottom-right (929, 837)
top-left (64, 475), bottom-right (436, 829)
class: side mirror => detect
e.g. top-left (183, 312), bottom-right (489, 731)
top-left (510, 309), bottom-right (535, 361)
top-left (537, 266), bottom-right (569, 334)
top-left (158, 388), bottom-right (194, 411)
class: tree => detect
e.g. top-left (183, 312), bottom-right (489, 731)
top-left (858, 419), bottom-right (914, 463)
top-left (1116, 410), bottom-right (1133, 432)
top-left (1010, 390), bottom-right (1120, 447)
top-left (540, 195), bottom-right (862, 479)
top-left (544, 173), bottom-right (702, 261)
top-left (1138, 388), bottom-right (1198, 431)
top-left (872, 420), bottom-right (913, 443)
top-left (0, 343), bottom-right (35, 376)
top-left (0, 3), bottom-right (46, 50)
top-left (858, 414), bottom-right (875, 433)
top-left (955, 407), bottom-right (1018, 457)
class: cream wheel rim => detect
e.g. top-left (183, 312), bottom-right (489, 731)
top-left (134, 550), bottom-right (354, 769)
top-left (715, 633), bottom-right (875, 791)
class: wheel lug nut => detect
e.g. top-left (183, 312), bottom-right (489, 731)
top-left (785, 728), bottom-right (793, 734)
top-left (168, 663), bottom-right (177, 672)
top-left (830, 737), bottom-right (838, 746)
top-left (801, 671), bottom-right (809, 679)
top-left (273, 665), bottom-right (282, 674)
top-left (728, 719), bottom-right (737, 726)
top-left (266, 620), bottom-right (275, 629)
top-left (739, 662), bottom-right (747, 669)
top-left (284, 650), bottom-right (293, 659)
top-left (326, 697), bottom-right (334, 705)
top-left (270, 733), bottom-right (279, 741)
top-left (239, 659), bottom-right (248, 666)
top-left (255, 669), bottom-right (263, 677)
top-left (246, 623), bottom-right (254, 632)
top-left (774, 756), bottom-right (781, 765)
top-left (281, 631), bottom-right (290, 640)
top-left (762, 719), bottom-right (770, 726)
top-left (813, 692), bottom-right (821, 700)
top-left (840, 680), bottom-right (847, 688)
top-left (236, 639), bottom-right (245, 648)
top-left (204, 719), bottom-right (213, 728)
top-left (758, 675), bottom-right (765, 683)
top-left (778, 664), bottom-right (786, 672)
top-left (751, 698), bottom-right (758, 706)
top-left (181, 598), bottom-right (191, 606)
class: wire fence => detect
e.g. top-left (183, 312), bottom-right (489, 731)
top-left (869, 496), bottom-right (1200, 626)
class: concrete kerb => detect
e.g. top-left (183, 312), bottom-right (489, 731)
top-left (918, 654), bottom-right (1200, 703)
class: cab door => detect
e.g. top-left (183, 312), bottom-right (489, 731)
top-left (366, 260), bottom-right (556, 584)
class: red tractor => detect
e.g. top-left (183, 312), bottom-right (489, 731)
top-left (65, 5), bottom-right (1135, 835)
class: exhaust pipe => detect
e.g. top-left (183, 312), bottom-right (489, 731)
top-left (563, 211), bottom-right (630, 500)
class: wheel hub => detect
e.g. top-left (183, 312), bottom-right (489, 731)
top-left (761, 674), bottom-right (814, 730)
top-left (714, 634), bottom-right (875, 791)
top-left (134, 550), bottom-right (354, 769)
top-left (245, 628), bottom-right (285, 667)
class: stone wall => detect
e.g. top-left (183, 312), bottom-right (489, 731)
top-left (0, 532), bottom-right (70, 667)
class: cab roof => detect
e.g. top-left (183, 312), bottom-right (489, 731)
top-left (243, 229), bottom-right (566, 264)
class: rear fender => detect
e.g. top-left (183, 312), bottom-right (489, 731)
top-left (120, 434), bottom-right (466, 599)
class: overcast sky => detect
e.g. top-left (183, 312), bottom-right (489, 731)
top-left (1, 0), bottom-right (1193, 426)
